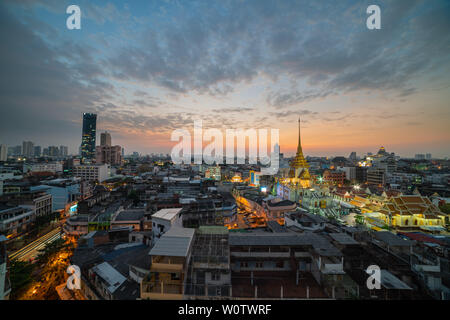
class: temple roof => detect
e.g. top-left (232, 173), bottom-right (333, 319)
top-left (290, 117), bottom-right (310, 170)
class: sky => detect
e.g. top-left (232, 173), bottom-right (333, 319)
top-left (0, 0), bottom-right (449, 158)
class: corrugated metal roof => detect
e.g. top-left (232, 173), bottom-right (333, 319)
top-left (229, 233), bottom-right (342, 256)
top-left (329, 233), bottom-right (359, 245)
top-left (91, 261), bottom-right (126, 294)
top-left (149, 227), bottom-right (195, 257)
top-left (380, 270), bottom-right (412, 290)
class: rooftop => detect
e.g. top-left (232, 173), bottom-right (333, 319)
top-left (114, 209), bottom-right (145, 221)
top-left (380, 270), bottom-right (412, 290)
top-left (149, 227), bottom-right (195, 257)
top-left (91, 261), bottom-right (127, 294)
top-left (152, 208), bottom-right (182, 221)
top-left (373, 232), bottom-right (413, 247)
top-left (329, 233), bottom-right (359, 245)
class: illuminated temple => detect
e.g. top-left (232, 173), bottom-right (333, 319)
top-left (288, 118), bottom-right (311, 188)
top-left (276, 118), bottom-right (312, 201)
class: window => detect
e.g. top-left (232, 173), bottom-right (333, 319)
top-left (255, 262), bottom-right (263, 268)
top-left (276, 261), bottom-right (284, 268)
top-left (211, 272), bottom-right (220, 281)
top-left (240, 262), bottom-right (248, 268)
top-left (171, 273), bottom-right (180, 280)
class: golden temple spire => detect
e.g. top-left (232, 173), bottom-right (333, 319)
top-left (290, 116), bottom-right (309, 169)
top-left (297, 117), bottom-right (302, 154)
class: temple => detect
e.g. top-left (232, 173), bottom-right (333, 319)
top-left (288, 117), bottom-right (311, 188)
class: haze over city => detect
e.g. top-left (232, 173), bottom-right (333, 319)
top-left (0, 0), bottom-right (449, 158)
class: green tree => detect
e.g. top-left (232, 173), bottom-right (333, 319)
top-left (127, 190), bottom-right (139, 205)
top-left (439, 203), bottom-right (450, 214)
top-left (9, 260), bottom-right (35, 299)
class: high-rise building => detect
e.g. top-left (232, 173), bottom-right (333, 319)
top-left (48, 146), bottom-right (59, 157)
top-left (367, 167), bottom-right (386, 186)
top-left (60, 145), bottom-right (68, 157)
top-left (0, 145), bottom-right (7, 162)
top-left (96, 145), bottom-right (122, 166)
top-left (426, 153), bottom-right (432, 160)
top-left (100, 131), bottom-right (111, 146)
top-left (34, 146), bottom-right (41, 157)
top-left (81, 113), bottom-right (97, 161)
top-left (22, 141), bottom-right (34, 158)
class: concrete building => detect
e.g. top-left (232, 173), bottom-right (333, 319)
top-left (31, 179), bottom-right (80, 213)
top-left (367, 168), bottom-right (386, 186)
top-left (73, 164), bottom-right (109, 182)
top-left (22, 141), bottom-right (34, 158)
top-left (141, 227), bottom-right (195, 300)
top-left (30, 162), bottom-right (63, 174)
top-left (151, 208), bottom-right (183, 240)
top-left (0, 145), bottom-right (7, 162)
top-left (100, 131), bottom-right (111, 146)
top-left (96, 145), bottom-right (122, 166)
top-left (0, 235), bottom-right (11, 300)
top-left (0, 205), bottom-right (35, 237)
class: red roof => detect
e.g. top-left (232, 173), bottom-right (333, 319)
top-left (397, 232), bottom-right (445, 246)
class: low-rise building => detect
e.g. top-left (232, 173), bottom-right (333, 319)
top-left (0, 236), bottom-right (11, 300)
top-left (141, 227), bottom-right (195, 300)
top-left (0, 205), bottom-right (34, 237)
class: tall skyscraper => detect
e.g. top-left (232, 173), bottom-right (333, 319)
top-left (0, 144), bottom-right (7, 161)
top-left (22, 141), bottom-right (34, 158)
top-left (60, 145), bottom-right (68, 157)
top-left (81, 113), bottom-right (97, 161)
top-left (34, 146), bottom-right (41, 157)
top-left (100, 131), bottom-right (111, 146)
top-left (48, 146), bottom-right (59, 157)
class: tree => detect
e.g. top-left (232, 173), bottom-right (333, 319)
top-left (35, 238), bottom-right (68, 265)
top-left (439, 203), bottom-right (450, 214)
top-left (9, 260), bottom-right (35, 299)
top-left (127, 190), bottom-right (139, 205)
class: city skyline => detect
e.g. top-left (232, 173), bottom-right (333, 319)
top-left (0, 0), bottom-right (449, 158)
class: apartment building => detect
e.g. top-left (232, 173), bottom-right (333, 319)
top-left (73, 164), bottom-right (109, 182)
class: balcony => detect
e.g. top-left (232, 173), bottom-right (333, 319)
top-left (231, 251), bottom-right (290, 258)
top-left (150, 256), bottom-right (184, 272)
top-left (141, 274), bottom-right (183, 300)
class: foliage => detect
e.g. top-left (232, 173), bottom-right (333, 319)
top-left (35, 211), bottom-right (61, 229)
top-left (127, 189), bottom-right (139, 205)
top-left (439, 203), bottom-right (450, 214)
top-left (354, 214), bottom-right (365, 225)
top-left (9, 260), bottom-right (35, 299)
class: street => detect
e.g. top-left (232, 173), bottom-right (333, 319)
top-left (9, 228), bottom-right (61, 262)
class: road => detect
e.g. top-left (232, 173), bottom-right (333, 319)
top-left (9, 228), bottom-right (61, 262)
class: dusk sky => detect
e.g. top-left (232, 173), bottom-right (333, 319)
top-left (0, 0), bottom-right (449, 158)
